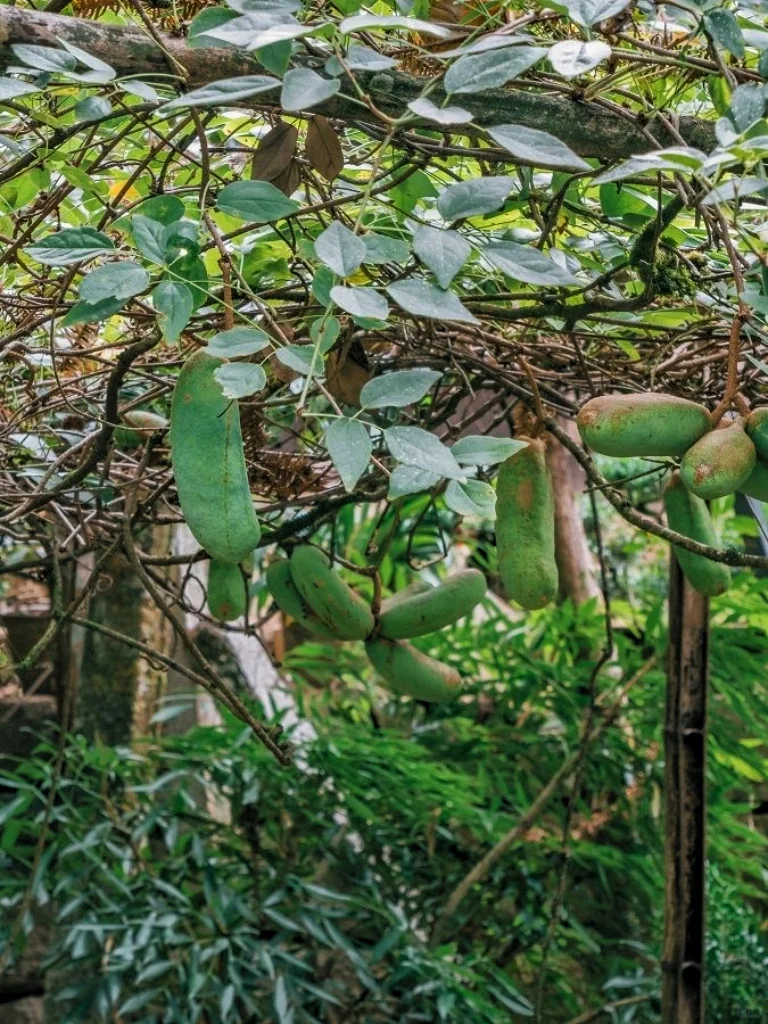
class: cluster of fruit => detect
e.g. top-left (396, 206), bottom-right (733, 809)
top-left (577, 393), bottom-right (768, 596)
top-left (266, 548), bottom-right (487, 702)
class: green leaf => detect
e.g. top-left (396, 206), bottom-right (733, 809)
top-left (407, 96), bottom-right (473, 124)
top-left (0, 78), bottom-right (40, 100)
top-left (281, 68), bottom-right (340, 112)
top-left (362, 233), bottom-right (410, 265)
top-left (701, 176), bottom-right (768, 207)
top-left (214, 362), bottom-right (267, 398)
top-left (483, 241), bottom-right (581, 286)
top-left (132, 215), bottom-right (168, 264)
top-left (25, 227), bottom-right (114, 265)
top-left (74, 96), bottom-right (112, 121)
top-left (339, 13), bottom-right (454, 37)
top-left (361, 368), bottom-right (442, 409)
top-left (170, 254), bottom-right (208, 310)
top-left (161, 74), bottom-right (279, 110)
top-left (313, 265), bottom-right (336, 306)
top-left (592, 146), bottom-right (705, 185)
top-left (386, 279), bottom-right (478, 324)
top-left (445, 479), bottom-right (497, 518)
top-left (451, 435), bottom-right (527, 465)
top-left (705, 10), bottom-right (745, 60)
top-left (120, 79), bottom-right (159, 102)
top-left (548, 39), bottom-right (611, 79)
top-left (310, 315), bottom-right (341, 354)
top-left (257, 38), bottom-right (293, 76)
top-left (80, 261), bottom-right (150, 303)
top-left (437, 177), bottom-right (515, 220)
top-left (330, 285), bottom-right (389, 321)
top-left (325, 418), bottom-right (372, 492)
top-left (153, 280), bottom-right (193, 343)
top-left (331, 43), bottom-right (396, 72)
top-left (274, 975), bottom-right (292, 1024)
top-left (276, 344), bottom-right (320, 375)
top-left (566, 0), bottom-right (630, 27)
top-left (205, 327), bottom-right (271, 358)
top-left (59, 40), bottom-right (116, 82)
top-left (388, 464), bottom-right (441, 498)
top-left (314, 221), bottom-right (367, 276)
top-left (412, 226), bottom-right (471, 289)
top-left (135, 195), bottom-right (185, 225)
top-left (63, 296), bottom-right (127, 326)
top-left (11, 44), bottom-right (76, 74)
top-left (729, 83), bottom-right (766, 132)
top-left (487, 124), bottom-right (590, 171)
top-left (188, 8), bottom-right (239, 48)
top-left (444, 46), bottom-right (546, 94)
top-left (216, 180), bottom-right (299, 221)
top-left (385, 426), bottom-right (465, 479)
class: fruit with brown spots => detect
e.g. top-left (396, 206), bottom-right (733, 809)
top-left (496, 438), bottom-right (558, 609)
top-left (170, 351), bottom-right (261, 563)
top-left (289, 545), bottom-right (374, 641)
top-left (207, 560), bottom-right (247, 622)
top-left (365, 637), bottom-right (462, 702)
top-left (577, 392), bottom-right (710, 457)
top-left (378, 569), bottom-right (487, 639)
top-left (680, 417), bottom-right (756, 500)
top-left (265, 558), bottom-right (339, 640)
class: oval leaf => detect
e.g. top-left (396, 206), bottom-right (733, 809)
top-left (325, 418), bottom-right (372, 492)
top-left (361, 368), bottom-right (442, 409)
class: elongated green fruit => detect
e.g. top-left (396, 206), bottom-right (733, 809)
top-left (680, 418), bottom-right (756, 499)
top-left (577, 393), bottom-right (710, 457)
top-left (170, 351), bottom-right (261, 564)
top-left (265, 559), bottom-right (338, 640)
top-left (379, 579), bottom-right (431, 615)
top-left (496, 438), bottom-right (557, 610)
top-left (289, 546), bottom-right (375, 641)
top-left (208, 560), bottom-right (246, 622)
top-left (379, 569), bottom-right (487, 639)
top-left (663, 472), bottom-right (730, 596)
top-left (739, 457), bottom-right (768, 502)
top-left (365, 638), bottom-right (461, 702)
top-left (746, 408), bottom-right (768, 461)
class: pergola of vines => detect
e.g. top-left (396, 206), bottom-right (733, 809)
top-left (0, 0), bottom-right (766, 696)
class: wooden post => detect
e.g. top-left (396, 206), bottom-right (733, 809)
top-left (662, 554), bottom-right (709, 1024)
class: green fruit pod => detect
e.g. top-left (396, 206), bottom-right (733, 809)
top-left (207, 560), bottom-right (247, 622)
top-left (170, 350), bottom-right (261, 564)
top-left (289, 546), bottom-right (374, 641)
top-left (379, 579), bottom-right (432, 615)
top-left (577, 392), bottom-right (711, 457)
top-left (679, 418), bottom-right (756, 500)
top-left (746, 408), bottom-right (768, 461)
top-left (663, 472), bottom-right (730, 597)
top-left (378, 569), bottom-right (487, 640)
top-left (496, 438), bottom-right (558, 610)
top-left (739, 457), bottom-right (768, 502)
top-left (365, 637), bottom-right (462, 703)
top-left (265, 559), bottom-right (339, 641)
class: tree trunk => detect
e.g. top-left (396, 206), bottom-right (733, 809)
top-left (547, 418), bottom-right (601, 606)
top-left (662, 554), bottom-right (708, 1024)
top-left (77, 528), bottom-right (175, 744)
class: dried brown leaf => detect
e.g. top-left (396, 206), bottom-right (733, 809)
top-left (305, 115), bottom-right (344, 183)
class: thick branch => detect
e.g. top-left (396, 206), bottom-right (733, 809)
top-left (0, 7), bottom-right (717, 161)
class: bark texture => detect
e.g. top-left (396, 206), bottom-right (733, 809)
top-left (0, 7), bottom-right (718, 160)
top-left (547, 418), bottom-right (601, 606)
top-left (662, 554), bottom-right (708, 1024)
